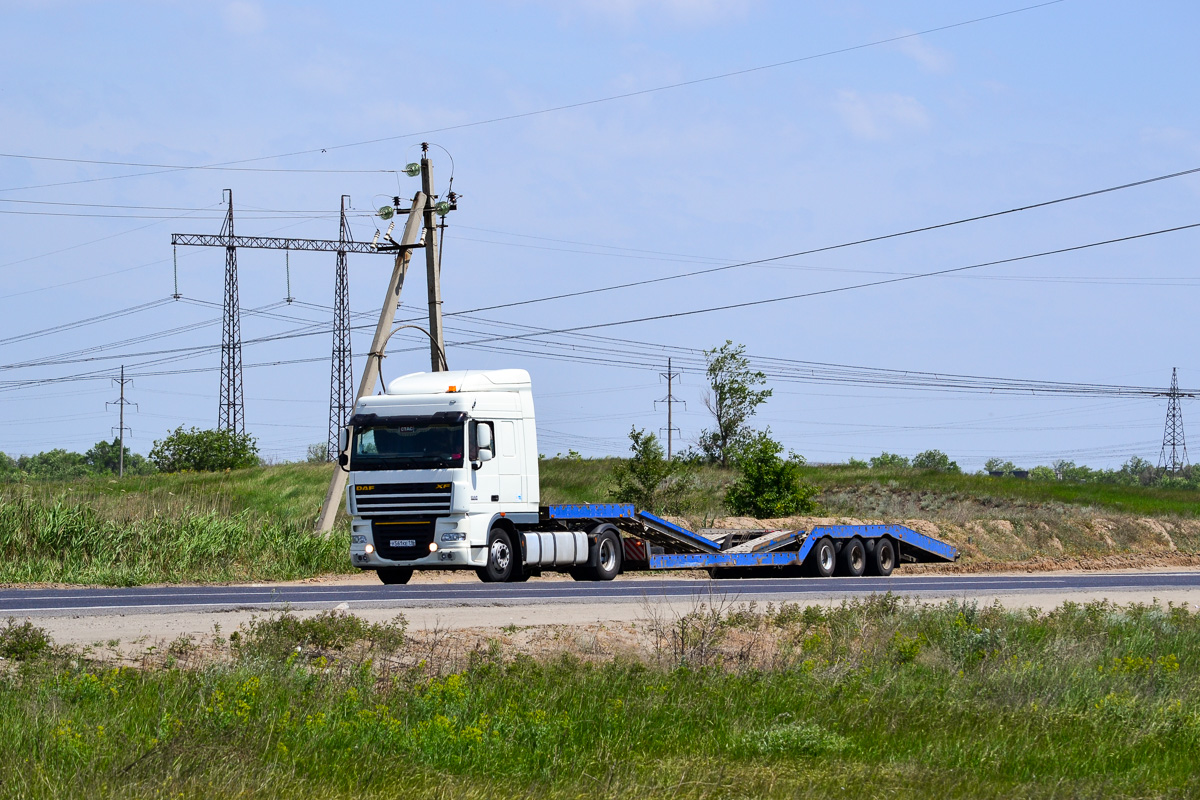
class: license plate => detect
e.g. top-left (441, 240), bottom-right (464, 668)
top-left (390, 539), bottom-right (416, 548)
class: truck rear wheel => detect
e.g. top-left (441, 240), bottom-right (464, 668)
top-left (569, 526), bottom-right (623, 581)
top-left (867, 537), bottom-right (896, 577)
top-left (838, 537), bottom-right (867, 577)
top-left (477, 528), bottom-right (516, 583)
top-left (808, 537), bottom-right (836, 577)
top-left (377, 567), bottom-right (413, 585)
top-left (590, 527), bottom-right (622, 581)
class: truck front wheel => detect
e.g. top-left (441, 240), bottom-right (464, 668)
top-left (477, 528), bottom-right (516, 583)
top-left (377, 567), bottom-right (413, 585)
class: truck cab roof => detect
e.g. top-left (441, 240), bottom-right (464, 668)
top-left (385, 369), bottom-right (531, 395)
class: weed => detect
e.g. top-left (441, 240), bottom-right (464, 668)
top-left (0, 618), bottom-right (50, 661)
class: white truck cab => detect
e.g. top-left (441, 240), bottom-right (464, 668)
top-left (344, 368), bottom-right (545, 583)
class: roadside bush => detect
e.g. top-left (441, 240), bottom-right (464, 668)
top-left (869, 452), bottom-right (909, 470)
top-left (611, 427), bottom-right (697, 514)
top-left (724, 430), bottom-right (818, 518)
top-left (150, 427), bottom-right (260, 473)
top-left (911, 449), bottom-right (960, 473)
top-left (84, 438), bottom-right (155, 476)
top-left (0, 618), bottom-right (51, 660)
top-left (232, 610), bottom-right (407, 661)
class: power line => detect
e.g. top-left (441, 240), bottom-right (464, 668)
top-left (0, 1), bottom-right (1065, 193)
top-left (450, 163), bottom-right (1200, 317)
top-left (441, 220), bottom-right (1200, 352)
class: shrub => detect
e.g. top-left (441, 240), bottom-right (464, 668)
top-left (0, 618), bottom-right (52, 660)
top-left (724, 430), bottom-right (818, 518)
top-left (305, 442), bottom-right (330, 464)
top-left (611, 427), bottom-right (696, 514)
top-left (911, 449), bottom-right (960, 473)
top-left (150, 427), bottom-right (260, 473)
top-left (870, 452), bottom-right (910, 470)
top-left (1029, 465), bottom-right (1057, 481)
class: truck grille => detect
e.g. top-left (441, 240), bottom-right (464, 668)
top-left (372, 517), bottom-right (438, 561)
top-left (352, 482), bottom-right (452, 516)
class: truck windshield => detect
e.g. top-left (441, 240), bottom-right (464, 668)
top-left (351, 420), bottom-right (464, 470)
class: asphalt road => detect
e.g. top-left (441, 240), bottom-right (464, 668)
top-left (4, 571), bottom-right (1200, 617)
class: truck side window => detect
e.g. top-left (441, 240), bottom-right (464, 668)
top-left (469, 421), bottom-right (494, 461)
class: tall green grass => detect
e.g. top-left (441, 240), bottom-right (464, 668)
top-left (0, 464), bottom-right (351, 585)
top-left (3, 599), bottom-right (1199, 798)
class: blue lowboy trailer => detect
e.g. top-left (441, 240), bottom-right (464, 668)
top-left (530, 503), bottom-right (956, 580)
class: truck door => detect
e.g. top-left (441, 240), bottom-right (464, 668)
top-left (470, 420), bottom-right (500, 506)
top-left (497, 420), bottom-right (523, 503)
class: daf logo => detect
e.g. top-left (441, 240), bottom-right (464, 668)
top-left (356, 485), bottom-right (374, 491)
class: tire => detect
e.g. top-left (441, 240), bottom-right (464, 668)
top-left (589, 527), bottom-right (623, 581)
top-left (867, 537), bottom-right (896, 577)
top-left (477, 527), bottom-right (516, 583)
top-left (837, 537), bottom-right (867, 577)
top-left (808, 537), bottom-right (836, 577)
top-left (377, 567), bottom-right (413, 585)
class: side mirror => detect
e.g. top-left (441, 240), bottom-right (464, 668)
top-left (476, 424), bottom-right (493, 450)
top-left (338, 452), bottom-right (349, 468)
top-left (339, 427), bottom-right (349, 453)
top-left (477, 448), bottom-right (493, 463)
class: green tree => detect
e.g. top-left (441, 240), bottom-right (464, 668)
top-left (306, 442), bottom-right (330, 464)
top-left (870, 452), bottom-right (910, 470)
top-left (611, 427), bottom-right (696, 514)
top-left (984, 457), bottom-right (1019, 475)
top-left (911, 449), bottom-right (960, 473)
top-left (0, 452), bottom-right (17, 479)
top-left (17, 449), bottom-right (90, 480)
top-left (149, 427), bottom-right (260, 473)
top-left (1028, 465), bottom-right (1057, 481)
top-left (724, 430), bottom-right (818, 518)
top-left (84, 438), bottom-right (154, 476)
top-left (698, 341), bottom-right (772, 467)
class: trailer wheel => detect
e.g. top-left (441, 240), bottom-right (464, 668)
top-left (837, 537), bottom-right (867, 577)
top-left (476, 528), bottom-right (515, 583)
top-left (867, 537), bottom-right (896, 577)
top-left (377, 567), bottom-right (413, 585)
top-left (809, 537), bottom-right (836, 577)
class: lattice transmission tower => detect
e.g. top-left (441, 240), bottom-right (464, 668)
top-left (328, 196), bottom-right (355, 461)
top-left (217, 190), bottom-right (245, 435)
top-left (1159, 367), bottom-right (1189, 476)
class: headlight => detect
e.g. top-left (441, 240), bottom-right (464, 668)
top-left (351, 534), bottom-right (368, 544)
top-left (440, 532), bottom-right (467, 542)
top-left (364, 544), bottom-right (375, 554)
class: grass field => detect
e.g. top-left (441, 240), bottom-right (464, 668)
top-left (3, 598), bottom-right (1198, 798)
top-left (0, 458), bottom-right (1196, 586)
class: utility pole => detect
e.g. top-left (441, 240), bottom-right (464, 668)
top-left (107, 365), bottom-right (136, 478)
top-left (420, 143), bottom-right (447, 372)
top-left (315, 192), bottom-right (429, 534)
top-left (328, 195), bottom-right (354, 461)
top-left (1159, 367), bottom-right (1190, 476)
top-left (656, 358), bottom-right (684, 459)
top-left (217, 190), bottom-right (245, 435)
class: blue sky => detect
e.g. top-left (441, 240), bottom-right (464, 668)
top-left (1, 0), bottom-right (1198, 469)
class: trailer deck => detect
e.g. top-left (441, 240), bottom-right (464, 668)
top-left (542, 503), bottom-right (957, 574)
